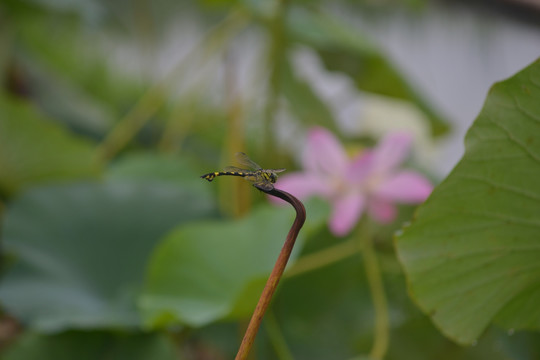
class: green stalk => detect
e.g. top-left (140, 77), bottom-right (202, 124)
top-left (284, 238), bottom-right (359, 278)
top-left (358, 219), bottom-right (390, 360)
top-left (264, 310), bottom-right (294, 360)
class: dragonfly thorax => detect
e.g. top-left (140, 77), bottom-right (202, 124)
top-left (268, 171), bottom-right (278, 184)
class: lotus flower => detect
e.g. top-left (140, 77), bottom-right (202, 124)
top-left (272, 127), bottom-right (433, 236)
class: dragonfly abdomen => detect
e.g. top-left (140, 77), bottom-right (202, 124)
top-left (200, 171), bottom-right (249, 182)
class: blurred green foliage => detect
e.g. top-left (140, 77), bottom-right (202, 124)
top-left (2, 331), bottom-right (177, 360)
top-left (0, 0), bottom-right (539, 359)
top-left (0, 97), bottom-right (101, 196)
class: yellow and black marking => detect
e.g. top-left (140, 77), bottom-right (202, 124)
top-left (201, 171), bottom-right (249, 182)
top-left (200, 153), bottom-right (285, 192)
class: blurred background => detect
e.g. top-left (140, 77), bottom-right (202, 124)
top-left (0, 0), bottom-right (539, 359)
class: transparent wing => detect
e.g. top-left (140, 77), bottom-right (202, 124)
top-left (223, 166), bottom-right (250, 173)
top-left (235, 152), bottom-right (262, 170)
top-left (270, 168), bottom-right (286, 173)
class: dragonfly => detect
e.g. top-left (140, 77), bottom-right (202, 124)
top-left (201, 152), bottom-right (286, 191)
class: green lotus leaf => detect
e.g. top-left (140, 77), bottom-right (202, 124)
top-left (0, 96), bottom-right (100, 197)
top-left (0, 180), bottom-right (217, 332)
top-left (140, 197), bottom-right (328, 328)
top-left (396, 59), bottom-right (540, 344)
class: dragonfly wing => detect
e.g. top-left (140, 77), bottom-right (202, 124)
top-left (235, 152), bottom-right (262, 170)
top-left (271, 168), bottom-right (286, 173)
top-left (223, 166), bottom-right (248, 172)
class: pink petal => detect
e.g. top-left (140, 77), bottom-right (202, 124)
top-left (372, 132), bottom-right (413, 175)
top-left (303, 127), bottom-right (348, 176)
top-left (269, 173), bottom-right (332, 204)
top-left (373, 170), bottom-right (433, 203)
top-left (329, 192), bottom-right (366, 236)
top-left (347, 150), bottom-right (374, 183)
top-left (367, 198), bottom-right (397, 224)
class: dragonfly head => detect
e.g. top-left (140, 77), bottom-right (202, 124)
top-left (268, 168), bottom-right (285, 184)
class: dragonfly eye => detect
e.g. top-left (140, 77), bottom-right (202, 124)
top-left (270, 173), bottom-right (278, 183)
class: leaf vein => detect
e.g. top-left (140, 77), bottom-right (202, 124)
top-left (513, 94), bottom-right (540, 124)
top-left (458, 210), bottom-right (540, 227)
top-left (466, 154), bottom-right (524, 162)
top-left (411, 245), bottom-right (540, 273)
top-left (486, 118), bottom-right (540, 164)
top-left (418, 257), bottom-right (540, 298)
top-left (456, 174), bottom-right (540, 201)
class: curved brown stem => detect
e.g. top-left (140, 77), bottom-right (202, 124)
top-left (235, 188), bottom-right (306, 360)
